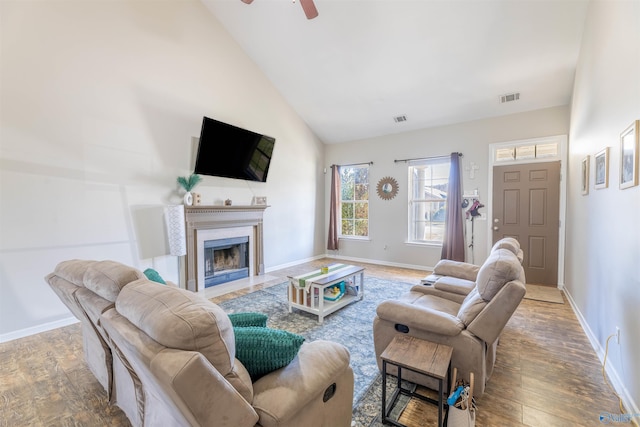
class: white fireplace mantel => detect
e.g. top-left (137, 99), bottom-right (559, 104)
top-left (184, 205), bottom-right (268, 292)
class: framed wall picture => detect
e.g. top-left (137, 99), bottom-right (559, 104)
top-left (620, 120), bottom-right (639, 189)
top-left (594, 147), bottom-right (609, 189)
top-left (581, 156), bottom-right (589, 195)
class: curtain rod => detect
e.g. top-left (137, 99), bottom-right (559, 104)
top-left (330, 161), bottom-right (374, 167)
top-left (394, 152), bottom-right (463, 163)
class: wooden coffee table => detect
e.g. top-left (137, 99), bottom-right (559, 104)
top-left (287, 263), bottom-right (364, 323)
top-left (380, 335), bottom-right (453, 427)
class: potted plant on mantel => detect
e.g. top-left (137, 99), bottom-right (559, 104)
top-left (177, 174), bottom-right (202, 206)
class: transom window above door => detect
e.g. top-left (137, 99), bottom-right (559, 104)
top-left (493, 140), bottom-right (560, 163)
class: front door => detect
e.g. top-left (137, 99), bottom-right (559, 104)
top-left (492, 161), bottom-right (560, 285)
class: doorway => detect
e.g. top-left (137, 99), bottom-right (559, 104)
top-left (488, 135), bottom-right (567, 288)
top-left (492, 161), bottom-right (561, 285)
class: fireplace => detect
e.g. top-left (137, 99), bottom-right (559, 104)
top-left (185, 205), bottom-right (267, 292)
top-left (196, 226), bottom-right (255, 290)
top-left (204, 236), bottom-right (249, 287)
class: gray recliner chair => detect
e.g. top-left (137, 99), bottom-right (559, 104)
top-left (100, 279), bottom-right (355, 427)
top-left (47, 260), bottom-right (355, 427)
top-left (373, 247), bottom-right (526, 398)
top-left (422, 237), bottom-right (524, 301)
top-left (45, 260), bottom-right (147, 396)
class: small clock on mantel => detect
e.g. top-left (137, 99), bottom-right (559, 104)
top-left (376, 176), bottom-right (399, 200)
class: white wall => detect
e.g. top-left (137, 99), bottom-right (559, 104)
top-left (566, 0), bottom-right (640, 411)
top-left (0, 0), bottom-right (325, 340)
top-left (325, 106), bottom-right (570, 269)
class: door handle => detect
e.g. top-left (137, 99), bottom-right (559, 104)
top-left (493, 226), bottom-right (499, 231)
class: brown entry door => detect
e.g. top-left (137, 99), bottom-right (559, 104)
top-left (492, 161), bottom-right (560, 285)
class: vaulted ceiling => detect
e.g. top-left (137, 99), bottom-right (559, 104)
top-left (202, 0), bottom-right (589, 144)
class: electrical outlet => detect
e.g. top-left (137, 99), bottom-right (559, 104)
top-left (616, 327), bottom-right (620, 344)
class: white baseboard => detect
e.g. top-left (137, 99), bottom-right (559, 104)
top-left (0, 316), bottom-right (79, 343)
top-left (563, 287), bottom-right (639, 415)
top-left (325, 253), bottom-right (433, 273)
top-left (265, 254), bottom-right (326, 273)
top-left (266, 253), bottom-right (432, 275)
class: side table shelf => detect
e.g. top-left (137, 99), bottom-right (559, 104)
top-left (380, 335), bottom-right (453, 427)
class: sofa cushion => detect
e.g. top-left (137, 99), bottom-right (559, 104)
top-left (491, 237), bottom-right (520, 255)
top-left (492, 237), bottom-right (524, 264)
top-left (228, 312), bottom-right (268, 328)
top-left (53, 259), bottom-right (96, 286)
top-left (45, 273), bottom-right (87, 320)
top-left (116, 280), bottom-right (236, 373)
top-left (116, 280), bottom-right (257, 402)
top-left (233, 327), bottom-right (305, 381)
top-left (433, 260), bottom-right (480, 282)
top-left (412, 294), bottom-right (460, 317)
top-left (476, 249), bottom-right (522, 301)
top-left (84, 261), bottom-right (145, 302)
top-left (457, 288), bottom-right (487, 326)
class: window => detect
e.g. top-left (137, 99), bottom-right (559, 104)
top-left (340, 165), bottom-right (369, 238)
top-left (408, 158), bottom-right (450, 243)
top-left (494, 141), bottom-right (559, 162)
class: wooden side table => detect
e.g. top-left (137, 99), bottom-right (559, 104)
top-left (380, 335), bottom-right (453, 427)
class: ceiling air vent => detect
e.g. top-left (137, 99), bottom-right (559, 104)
top-left (500, 92), bottom-right (520, 103)
top-left (393, 115), bottom-right (407, 123)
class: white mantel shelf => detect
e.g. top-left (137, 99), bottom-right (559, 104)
top-left (184, 205), bottom-right (269, 292)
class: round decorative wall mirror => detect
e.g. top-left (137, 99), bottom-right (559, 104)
top-left (376, 176), bottom-right (399, 200)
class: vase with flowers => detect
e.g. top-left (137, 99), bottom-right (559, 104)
top-left (177, 174), bottom-right (202, 206)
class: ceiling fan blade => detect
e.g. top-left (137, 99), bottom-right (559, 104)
top-left (241, 0), bottom-right (254, 4)
top-left (299, 0), bottom-right (318, 19)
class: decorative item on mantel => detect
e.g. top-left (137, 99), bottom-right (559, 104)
top-left (177, 174), bottom-right (202, 206)
top-left (252, 196), bottom-right (267, 206)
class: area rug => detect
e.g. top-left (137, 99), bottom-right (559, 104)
top-left (525, 284), bottom-right (564, 304)
top-left (216, 277), bottom-right (414, 410)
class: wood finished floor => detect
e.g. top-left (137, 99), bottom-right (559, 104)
top-left (0, 259), bottom-right (621, 426)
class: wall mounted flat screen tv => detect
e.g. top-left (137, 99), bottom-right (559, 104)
top-left (194, 116), bottom-right (275, 182)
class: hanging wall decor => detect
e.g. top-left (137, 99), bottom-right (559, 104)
top-left (620, 120), bottom-right (639, 189)
top-left (376, 176), bottom-right (399, 200)
top-left (581, 156), bottom-right (590, 195)
top-left (594, 147), bottom-right (609, 190)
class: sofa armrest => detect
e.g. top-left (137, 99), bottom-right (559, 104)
top-left (433, 260), bottom-right (480, 281)
top-left (151, 350), bottom-right (259, 427)
top-left (376, 300), bottom-right (464, 336)
top-left (251, 340), bottom-right (353, 427)
top-left (467, 280), bottom-right (526, 344)
top-left (434, 276), bottom-right (475, 297)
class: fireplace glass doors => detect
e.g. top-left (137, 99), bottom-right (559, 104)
top-left (203, 236), bottom-right (249, 287)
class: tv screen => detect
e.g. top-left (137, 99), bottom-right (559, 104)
top-left (194, 116), bottom-right (275, 182)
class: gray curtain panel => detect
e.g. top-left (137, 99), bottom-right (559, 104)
top-left (327, 165), bottom-right (340, 250)
top-left (441, 153), bottom-right (465, 261)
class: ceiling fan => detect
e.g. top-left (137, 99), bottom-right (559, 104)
top-left (240, 0), bottom-right (319, 20)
